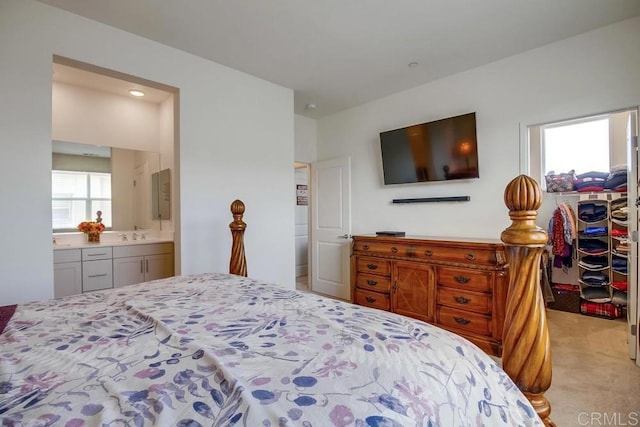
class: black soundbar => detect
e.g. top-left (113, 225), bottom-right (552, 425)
top-left (392, 196), bottom-right (470, 204)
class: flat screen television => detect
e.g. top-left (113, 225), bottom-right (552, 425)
top-left (379, 112), bottom-right (479, 185)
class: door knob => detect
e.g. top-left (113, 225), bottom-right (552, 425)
top-left (338, 234), bottom-right (351, 239)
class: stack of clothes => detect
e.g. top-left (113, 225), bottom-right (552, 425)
top-left (573, 171), bottom-right (609, 192)
top-left (612, 240), bottom-right (629, 257)
top-left (577, 202), bottom-right (608, 222)
top-left (570, 166), bottom-right (627, 193)
top-left (604, 164), bottom-right (627, 192)
top-left (610, 197), bottom-right (628, 224)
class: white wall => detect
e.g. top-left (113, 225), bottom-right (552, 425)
top-left (0, 0), bottom-right (295, 304)
top-left (53, 81), bottom-right (161, 151)
top-left (316, 17), bottom-right (640, 239)
top-left (294, 115), bottom-right (317, 164)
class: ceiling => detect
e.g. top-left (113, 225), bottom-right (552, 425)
top-left (52, 62), bottom-right (172, 104)
top-left (39, 0), bottom-right (640, 119)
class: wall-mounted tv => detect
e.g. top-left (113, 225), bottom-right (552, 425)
top-left (379, 112), bottom-right (479, 185)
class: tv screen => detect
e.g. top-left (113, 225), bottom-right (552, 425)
top-left (380, 112), bottom-right (479, 185)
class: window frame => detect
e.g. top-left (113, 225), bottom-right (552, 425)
top-left (52, 170), bottom-right (112, 232)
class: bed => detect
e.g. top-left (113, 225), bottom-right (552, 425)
top-left (0, 175), bottom-right (553, 426)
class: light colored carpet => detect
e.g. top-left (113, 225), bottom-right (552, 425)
top-left (545, 309), bottom-right (640, 426)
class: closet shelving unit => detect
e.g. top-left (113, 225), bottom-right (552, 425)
top-left (577, 195), bottom-right (611, 304)
top-left (576, 193), bottom-right (628, 315)
top-left (610, 197), bottom-right (629, 310)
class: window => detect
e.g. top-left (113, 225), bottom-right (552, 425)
top-left (541, 117), bottom-right (610, 176)
top-left (52, 170), bottom-right (112, 231)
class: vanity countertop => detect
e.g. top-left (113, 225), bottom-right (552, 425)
top-left (53, 238), bottom-right (173, 250)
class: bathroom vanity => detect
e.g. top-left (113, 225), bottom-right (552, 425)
top-left (53, 239), bottom-right (174, 297)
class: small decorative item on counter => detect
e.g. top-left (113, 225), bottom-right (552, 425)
top-left (78, 210), bottom-right (105, 243)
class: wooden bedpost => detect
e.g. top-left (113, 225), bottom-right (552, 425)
top-left (229, 199), bottom-right (247, 276)
top-left (501, 175), bottom-right (555, 427)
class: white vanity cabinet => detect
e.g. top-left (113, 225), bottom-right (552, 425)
top-left (53, 249), bottom-right (82, 298)
top-left (82, 247), bottom-right (113, 292)
top-left (113, 242), bottom-right (174, 287)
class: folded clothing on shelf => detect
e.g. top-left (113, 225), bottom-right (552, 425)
top-left (578, 255), bottom-right (608, 269)
top-left (611, 206), bottom-right (628, 221)
top-left (577, 202), bottom-right (608, 222)
top-left (580, 271), bottom-right (609, 286)
top-left (580, 226), bottom-right (608, 237)
top-left (611, 280), bottom-right (628, 292)
top-left (610, 197), bottom-right (627, 211)
top-left (582, 286), bottom-right (611, 302)
top-left (612, 290), bottom-right (627, 306)
top-left (578, 239), bottom-right (608, 253)
top-left (611, 228), bottom-right (628, 238)
top-left (604, 170), bottom-right (628, 190)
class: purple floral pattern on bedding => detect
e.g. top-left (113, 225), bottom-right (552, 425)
top-left (0, 273), bottom-right (541, 426)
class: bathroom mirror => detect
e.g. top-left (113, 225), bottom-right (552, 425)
top-left (52, 141), bottom-right (161, 231)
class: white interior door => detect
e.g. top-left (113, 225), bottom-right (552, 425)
top-left (310, 157), bottom-right (351, 300)
top-left (628, 111), bottom-right (639, 364)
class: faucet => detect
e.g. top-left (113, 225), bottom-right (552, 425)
top-left (132, 232), bottom-right (139, 241)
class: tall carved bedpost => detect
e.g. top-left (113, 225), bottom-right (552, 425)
top-left (501, 175), bottom-right (555, 426)
top-left (229, 199), bottom-right (247, 277)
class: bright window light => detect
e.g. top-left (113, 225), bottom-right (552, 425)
top-left (543, 118), bottom-right (610, 175)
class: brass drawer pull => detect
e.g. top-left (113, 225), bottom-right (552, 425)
top-left (454, 317), bottom-right (471, 325)
top-left (425, 249), bottom-right (433, 256)
top-left (454, 276), bottom-right (470, 284)
top-left (365, 296), bottom-right (376, 304)
top-left (466, 253), bottom-right (475, 260)
top-left (366, 280), bottom-right (378, 286)
top-left (391, 247), bottom-right (398, 254)
top-left (363, 245), bottom-right (370, 250)
top-left (454, 296), bottom-right (470, 304)
top-left (367, 264), bottom-right (378, 270)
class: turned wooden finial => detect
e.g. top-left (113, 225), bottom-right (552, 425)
top-left (229, 199), bottom-right (247, 276)
top-left (501, 175), bottom-right (554, 426)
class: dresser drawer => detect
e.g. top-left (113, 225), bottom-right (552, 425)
top-left (437, 267), bottom-right (492, 293)
top-left (353, 240), bottom-right (411, 257)
top-left (412, 245), bottom-right (499, 265)
top-left (82, 246), bottom-right (113, 261)
top-left (437, 306), bottom-right (491, 336)
top-left (437, 287), bottom-right (491, 314)
top-left (355, 273), bottom-right (391, 292)
top-left (356, 257), bottom-right (391, 276)
top-left (82, 259), bottom-right (113, 292)
top-left (54, 248), bottom-right (81, 264)
top-left (354, 289), bottom-right (390, 311)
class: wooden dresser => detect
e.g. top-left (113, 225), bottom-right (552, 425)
top-left (351, 235), bottom-right (508, 356)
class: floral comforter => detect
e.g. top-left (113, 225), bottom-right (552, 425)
top-left (1, 273), bottom-right (541, 426)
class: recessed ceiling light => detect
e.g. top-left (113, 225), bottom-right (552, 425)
top-left (408, 62), bottom-right (419, 69)
top-left (305, 103), bottom-right (317, 110)
top-left (129, 89), bottom-right (145, 97)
